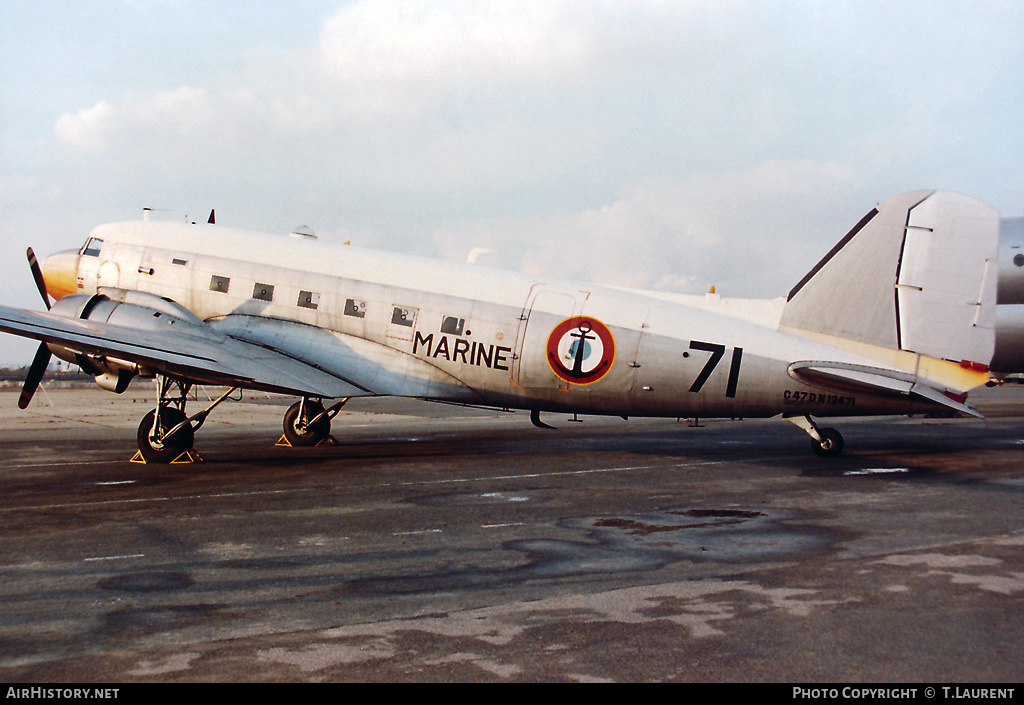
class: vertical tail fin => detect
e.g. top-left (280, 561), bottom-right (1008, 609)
top-left (781, 191), bottom-right (999, 366)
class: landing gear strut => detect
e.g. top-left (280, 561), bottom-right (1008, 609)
top-left (135, 376), bottom-right (236, 463)
top-left (282, 397), bottom-right (348, 446)
top-left (787, 415), bottom-right (845, 458)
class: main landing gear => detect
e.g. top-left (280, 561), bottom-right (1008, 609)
top-left (134, 381), bottom-right (350, 462)
top-left (135, 376), bottom-right (236, 463)
top-left (282, 397), bottom-right (348, 446)
top-left (787, 415), bottom-right (844, 458)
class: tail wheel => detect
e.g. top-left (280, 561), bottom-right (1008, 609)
top-left (812, 427), bottom-right (844, 458)
top-left (137, 408), bottom-right (194, 463)
top-left (283, 400), bottom-right (330, 447)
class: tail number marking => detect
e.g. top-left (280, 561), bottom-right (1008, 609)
top-left (687, 341), bottom-right (743, 398)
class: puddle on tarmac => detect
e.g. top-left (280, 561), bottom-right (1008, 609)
top-left (337, 507), bottom-right (840, 595)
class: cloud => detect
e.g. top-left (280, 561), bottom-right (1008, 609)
top-left (56, 87), bottom-right (216, 151)
top-left (54, 86), bottom-right (321, 151)
top-left (54, 1), bottom-right (596, 153)
top-left (431, 159), bottom-right (870, 298)
top-left (317, 1), bottom-right (592, 88)
top-left (52, 2), bottom-right (764, 154)
top-left (39, 0), bottom-right (1021, 302)
top-left (0, 175), bottom-right (62, 207)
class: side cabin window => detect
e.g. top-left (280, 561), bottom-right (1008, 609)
top-left (298, 291), bottom-right (320, 310)
top-left (210, 275), bottom-right (230, 293)
top-left (81, 238), bottom-right (103, 257)
top-left (441, 316), bottom-right (465, 335)
top-left (391, 306), bottom-right (416, 327)
top-left (252, 282), bottom-right (274, 302)
top-left (345, 299), bottom-right (366, 318)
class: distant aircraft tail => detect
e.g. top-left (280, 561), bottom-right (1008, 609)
top-left (781, 190), bottom-right (1000, 368)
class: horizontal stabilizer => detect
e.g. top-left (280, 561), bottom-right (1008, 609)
top-left (788, 360), bottom-right (982, 418)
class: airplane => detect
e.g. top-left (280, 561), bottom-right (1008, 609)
top-left (0, 190), bottom-right (1004, 462)
top-left (991, 215), bottom-right (1024, 377)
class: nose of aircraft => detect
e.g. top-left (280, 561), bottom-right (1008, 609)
top-left (41, 250), bottom-right (80, 301)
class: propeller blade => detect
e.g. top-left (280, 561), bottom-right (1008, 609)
top-left (19, 343), bottom-right (52, 409)
top-left (26, 247), bottom-right (51, 310)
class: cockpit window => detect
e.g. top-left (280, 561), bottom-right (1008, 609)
top-left (81, 238), bottom-right (103, 257)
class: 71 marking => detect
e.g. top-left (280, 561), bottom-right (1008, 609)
top-left (687, 341), bottom-right (743, 398)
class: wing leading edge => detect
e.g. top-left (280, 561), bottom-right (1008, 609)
top-left (0, 304), bottom-right (369, 399)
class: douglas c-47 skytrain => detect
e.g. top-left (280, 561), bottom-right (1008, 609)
top-left (0, 191), bottom-right (1013, 462)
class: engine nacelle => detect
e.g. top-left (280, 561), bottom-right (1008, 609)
top-left (94, 370), bottom-right (135, 394)
top-left (998, 218), bottom-right (1024, 305)
top-left (992, 304), bottom-right (1024, 374)
top-left (46, 291), bottom-right (223, 393)
top-left (49, 290), bottom-right (220, 335)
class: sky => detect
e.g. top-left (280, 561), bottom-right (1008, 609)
top-left (2, 0), bottom-right (1022, 364)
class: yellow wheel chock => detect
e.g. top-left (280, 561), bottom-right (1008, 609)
top-left (130, 449), bottom-right (204, 464)
top-left (275, 435), bottom-right (339, 447)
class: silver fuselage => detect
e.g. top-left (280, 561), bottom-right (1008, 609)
top-left (61, 220), bottom-right (948, 419)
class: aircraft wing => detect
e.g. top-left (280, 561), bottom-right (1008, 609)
top-left (0, 304), bottom-right (371, 399)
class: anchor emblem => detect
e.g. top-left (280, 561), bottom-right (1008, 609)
top-left (545, 316), bottom-right (616, 384)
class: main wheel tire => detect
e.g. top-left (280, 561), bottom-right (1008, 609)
top-left (811, 427), bottom-right (844, 458)
top-left (137, 408), bottom-right (194, 463)
top-left (283, 400), bottom-right (330, 447)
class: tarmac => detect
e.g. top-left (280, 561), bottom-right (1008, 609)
top-left (1, 383), bottom-right (1023, 683)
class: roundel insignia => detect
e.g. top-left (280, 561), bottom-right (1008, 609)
top-left (545, 317), bottom-right (616, 385)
